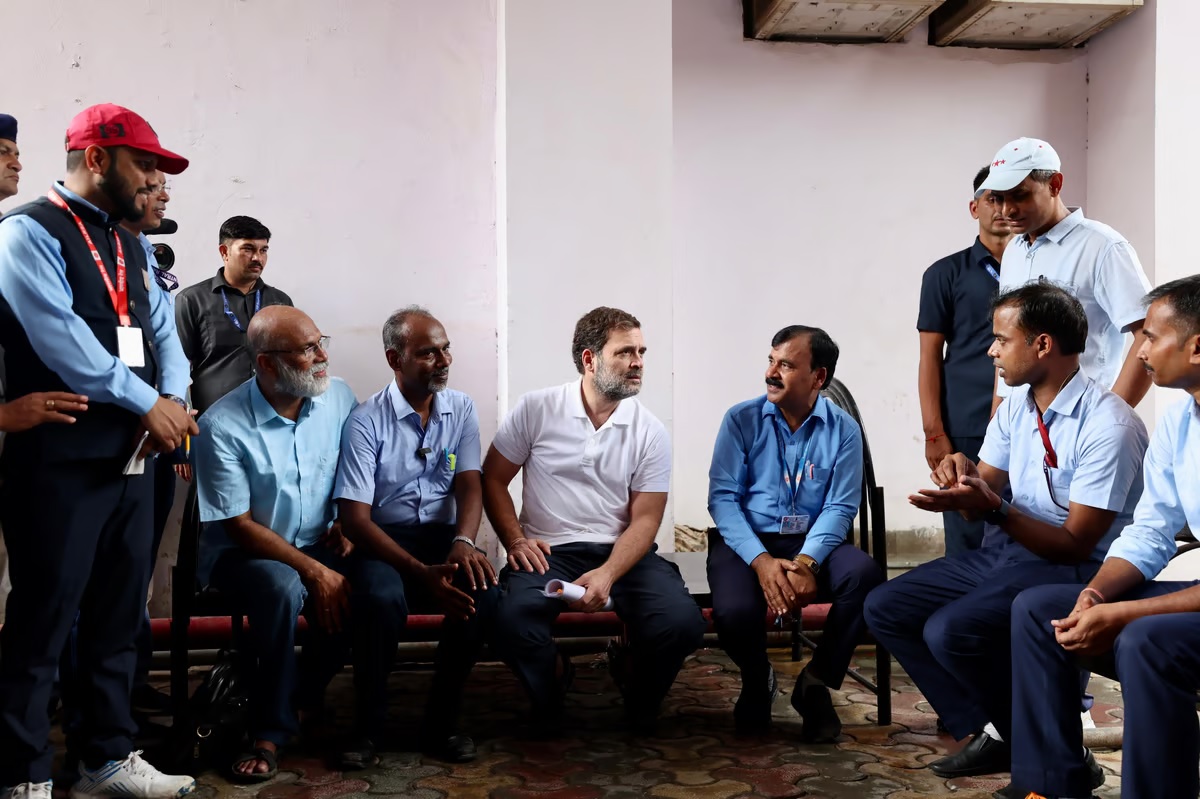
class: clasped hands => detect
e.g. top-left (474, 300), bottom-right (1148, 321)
top-left (909, 452), bottom-right (1001, 520)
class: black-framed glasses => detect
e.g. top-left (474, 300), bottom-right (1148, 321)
top-left (1042, 462), bottom-right (1070, 512)
top-left (262, 335), bottom-right (331, 358)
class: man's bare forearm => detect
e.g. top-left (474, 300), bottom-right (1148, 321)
top-left (224, 516), bottom-right (323, 581)
top-left (482, 476), bottom-right (525, 547)
top-left (338, 501), bottom-right (425, 578)
top-left (454, 471), bottom-right (484, 541)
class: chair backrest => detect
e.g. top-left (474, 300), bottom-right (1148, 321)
top-left (820, 377), bottom-right (887, 566)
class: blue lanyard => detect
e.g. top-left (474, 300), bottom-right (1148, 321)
top-left (983, 261), bottom-right (1000, 282)
top-left (773, 420), bottom-right (813, 515)
top-left (221, 288), bottom-right (261, 332)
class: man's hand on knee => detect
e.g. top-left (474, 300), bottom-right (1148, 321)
top-left (751, 553), bottom-right (799, 617)
top-left (505, 537), bottom-right (551, 574)
top-left (568, 567), bottom-right (615, 613)
top-left (420, 563), bottom-right (476, 620)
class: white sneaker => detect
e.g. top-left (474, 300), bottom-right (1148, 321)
top-left (69, 752), bottom-right (194, 799)
top-left (1081, 708), bottom-right (1097, 729)
top-left (2, 783), bottom-right (53, 799)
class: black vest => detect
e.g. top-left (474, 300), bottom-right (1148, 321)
top-left (0, 191), bottom-right (160, 468)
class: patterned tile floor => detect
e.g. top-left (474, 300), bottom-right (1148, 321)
top-left (149, 647), bottom-right (1125, 799)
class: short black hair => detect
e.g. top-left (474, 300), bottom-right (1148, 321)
top-left (771, 325), bottom-right (839, 389)
top-left (571, 307), bottom-right (641, 374)
top-left (973, 165), bottom-right (990, 194)
top-left (1145, 275), bottom-right (1200, 339)
top-left (992, 279), bottom-right (1087, 355)
top-left (219, 215), bottom-right (271, 244)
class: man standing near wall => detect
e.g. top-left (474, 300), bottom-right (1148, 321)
top-left (918, 165), bottom-right (1012, 555)
top-left (174, 216), bottom-right (292, 416)
top-left (981, 137), bottom-right (1153, 409)
top-left (0, 103), bottom-right (198, 799)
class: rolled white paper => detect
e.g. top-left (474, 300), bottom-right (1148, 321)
top-left (543, 578), bottom-right (614, 610)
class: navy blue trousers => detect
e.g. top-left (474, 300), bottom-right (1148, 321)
top-left (0, 462), bottom-right (153, 784)
top-left (210, 524), bottom-right (496, 744)
top-left (1011, 581), bottom-right (1200, 799)
top-left (707, 531), bottom-right (883, 689)
top-left (491, 542), bottom-right (705, 719)
top-left (864, 546), bottom-right (1098, 740)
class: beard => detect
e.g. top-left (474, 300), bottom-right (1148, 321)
top-left (275, 358), bottom-right (331, 399)
top-left (98, 161), bottom-right (145, 223)
top-left (427, 369), bottom-right (449, 393)
top-left (593, 356), bottom-right (642, 401)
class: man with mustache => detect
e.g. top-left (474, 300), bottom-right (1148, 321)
top-left (174, 215), bottom-right (293, 416)
top-left (483, 306), bottom-right (705, 731)
top-left (980, 137), bottom-right (1153, 410)
top-left (1007, 275), bottom-right (1200, 799)
top-left (865, 281), bottom-right (1147, 787)
top-left (192, 305), bottom-right (357, 782)
top-left (707, 325), bottom-right (883, 739)
top-left (0, 114), bottom-right (20, 210)
top-left (0, 104), bottom-right (197, 799)
top-left (334, 306), bottom-right (496, 766)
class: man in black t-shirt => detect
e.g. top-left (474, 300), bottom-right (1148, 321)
top-left (916, 165), bottom-right (1012, 556)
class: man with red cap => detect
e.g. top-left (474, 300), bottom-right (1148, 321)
top-left (0, 104), bottom-right (198, 799)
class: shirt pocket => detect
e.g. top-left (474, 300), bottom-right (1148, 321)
top-left (795, 466), bottom-right (833, 510)
top-left (1043, 464), bottom-right (1075, 512)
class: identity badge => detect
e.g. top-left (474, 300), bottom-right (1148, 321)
top-left (116, 326), bottom-right (145, 367)
top-left (780, 515), bottom-right (810, 535)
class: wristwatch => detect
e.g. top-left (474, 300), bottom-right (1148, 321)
top-left (161, 394), bottom-right (188, 409)
top-left (984, 498), bottom-right (1011, 526)
top-left (793, 553), bottom-right (820, 576)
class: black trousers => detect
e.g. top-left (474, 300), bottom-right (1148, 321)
top-left (491, 542), bottom-right (705, 719)
top-left (707, 530), bottom-right (883, 690)
top-left (135, 455), bottom-right (177, 684)
top-left (0, 461), bottom-right (153, 784)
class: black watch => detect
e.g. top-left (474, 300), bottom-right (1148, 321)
top-left (161, 394), bottom-right (188, 409)
top-left (984, 498), bottom-right (1011, 526)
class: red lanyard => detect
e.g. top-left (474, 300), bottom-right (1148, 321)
top-left (1035, 409), bottom-right (1058, 468)
top-left (46, 189), bottom-right (130, 326)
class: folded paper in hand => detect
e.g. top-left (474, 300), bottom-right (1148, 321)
top-left (542, 578), bottom-right (614, 611)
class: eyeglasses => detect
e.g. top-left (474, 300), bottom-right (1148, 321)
top-left (1042, 461), bottom-right (1070, 512)
top-left (262, 335), bottom-right (331, 358)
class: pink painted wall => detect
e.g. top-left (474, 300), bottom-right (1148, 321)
top-left (671, 0), bottom-right (1091, 538)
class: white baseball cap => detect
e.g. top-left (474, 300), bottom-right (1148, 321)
top-left (977, 137), bottom-right (1062, 195)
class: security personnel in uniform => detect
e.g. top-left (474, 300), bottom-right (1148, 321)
top-left (0, 104), bottom-right (197, 799)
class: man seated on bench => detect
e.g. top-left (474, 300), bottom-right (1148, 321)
top-left (193, 306), bottom-right (358, 782)
top-left (706, 324), bottom-right (883, 740)
top-left (482, 306), bottom-right (706, 731)
top-left (1008, 275), bottom-right (1200, 799)
top-left (864, 281), bottom-right (1147, 784)
top-left (335, 306), bottom-right (498, 765)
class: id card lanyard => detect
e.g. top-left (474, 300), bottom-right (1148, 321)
top-left (773, 421), bottom-right (813, 515)
top-left (46, 189), bottom-right (129, 325)
top-left (221, 288), bottom-right (262, 332)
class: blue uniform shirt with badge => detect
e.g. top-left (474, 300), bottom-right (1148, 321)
top-left (334, 382), bottom-right (481, 527)
top-left (1106, 396), bottom-right (1200, 579)
top-left (193, 375), bottom-right (358, 581)
top-left (978, 371), bottom-right (1147, 558)
top-left (708, 394), bottom-right (863, 567)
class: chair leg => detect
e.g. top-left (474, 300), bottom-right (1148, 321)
top-left (790, 614), bottom-right (803, 661)
top-left (875, 643), bottom-right (891, 726)
top-left (169, 566), bottom-right (190, 729)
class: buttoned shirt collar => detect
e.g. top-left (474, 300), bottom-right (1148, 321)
top-left (760, 394), bottom-right (830, 431)
top-left (250, 377), bottom-right (325, 426)
top-left (568, 378), bottom-right (636, 427)
top-left (1027, 367), bottom-right (1087, 423)
top-left (208, 267), bottom-right (264, 295)
top-left (387, 380), bottom-right (454, 424)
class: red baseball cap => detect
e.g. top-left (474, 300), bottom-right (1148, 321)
top-left (64, 103), bottom-right (189, 174)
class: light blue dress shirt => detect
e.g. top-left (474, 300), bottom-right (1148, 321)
top-left (978, 372), bottom-right (1147, 560)
top-left (0, 183), bottom-right (188, 412)
top-left (1106, 396), bottom-right (1200, 579)
top-left (334, 383), bottom-right (481, 527)
top-left (708, 395), bottom-right (863, 566)
top-left (194, 376), bottom-right (358, 580)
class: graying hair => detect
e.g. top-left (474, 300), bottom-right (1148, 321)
top-left (382, 305), bottom-right (435, 353)
top-left (1029, 169), bottom-right (1059, 184)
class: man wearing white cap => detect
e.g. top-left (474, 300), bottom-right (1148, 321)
top-left (980, 137), bottom-right (1152, 409)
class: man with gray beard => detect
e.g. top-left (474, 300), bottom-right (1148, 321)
top-left (192, 306), bottom-right (358, 782)
top-left (483, 307), bottom-right (706, 732)
top-left (334, 307), bottom-right (497, 766)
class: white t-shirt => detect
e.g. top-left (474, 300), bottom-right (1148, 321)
top-left (491, 379), bottom-right (672, 546)
top-left (998, 209), bottom-right (1151, 396)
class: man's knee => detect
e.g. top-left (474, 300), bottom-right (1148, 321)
top-left (221, 559), bottom-right (306, 622)
top-left (710, 588), bottom-right (763, 632)
top-left (831, 549), bottom-right (885, 601)
top-left (863, 579), bottom-right (904, 633)
top-left (352, 566), bottom-right (409, 622)
top-left (1113, 616), bottom-right (1163, 677)
top-left (635, 598), bottom-right (706, 655)
top-left (492, 583), bottom-right (554, 652)
top-left (1010, 584), bottom-right (1076, 638)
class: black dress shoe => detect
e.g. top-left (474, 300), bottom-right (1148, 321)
top-left (339, 736), bottom-right (378, 770)
top-left (929, 732), bottom-right (1010, 778)
top-left (791, 677), bottom-right (842, 743)
top-left (734, 667), bottom-right (778, 734)
top-left (425, 733), bottom-right (477, 763)
top-left (992, 747), bottom-right (1105, 799)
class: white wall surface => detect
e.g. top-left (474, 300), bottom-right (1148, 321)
top-left (671, 0), bottom-right (1090, 535)
top-left (1, 0), bottom-right (500, 610)
top-left (505, 0), bottom-right (676, 545)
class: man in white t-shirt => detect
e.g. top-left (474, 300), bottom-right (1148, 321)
top-left (980, 137), bottom-right (1153, 410)
top-left (482, 307), bottom-right (706, 730)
